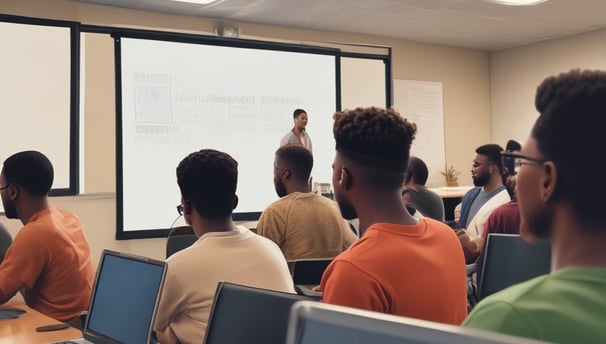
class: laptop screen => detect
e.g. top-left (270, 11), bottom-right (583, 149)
top-left (85, 250), bottom-right (166, 344)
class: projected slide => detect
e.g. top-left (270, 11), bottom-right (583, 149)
top-left (119, 37), bottom-right (337, 233)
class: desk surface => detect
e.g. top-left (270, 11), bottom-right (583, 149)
top-left (430, 186), bottom-right (473, 198)
top-left (0, 301), bottom-right (81, 344)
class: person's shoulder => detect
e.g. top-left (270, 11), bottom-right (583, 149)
top-left (491, 201), bottom-right (518, 215)
top-left (464, 186), bottom-right (482, 197)
top-left (464, 274), bottom-right (556, 336)
top-left (475, 274), bottom-right (552, 308)
top-left (262, 193), bottom-right (298, 212)
top-left (246, 226), bottom-right (283, 248)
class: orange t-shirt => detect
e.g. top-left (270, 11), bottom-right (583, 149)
top-left (0, 207), bottom-right (94, 321)
top-left (320, 218), bottom-right (467, 325)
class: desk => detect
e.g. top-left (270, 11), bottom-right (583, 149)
top-left (430, 186), bottom-right (473, 221)
top-left (0, 301), bottom-right (81, 343)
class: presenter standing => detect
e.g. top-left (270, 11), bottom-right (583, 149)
top-left (280, 108), bottom-right (312, 152)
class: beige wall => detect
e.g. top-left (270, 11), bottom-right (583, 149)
top-left (0, 0), bottom-right (491, 262)
top-left (490, 27), bottom-right (606, 147)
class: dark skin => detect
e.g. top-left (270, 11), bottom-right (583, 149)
top-left (273, 155), bottom-right (311, 196)
top-left (332, 153), bottom-right (417, 236)
top-left (0, 173), bottom-right (49, 225)
top-left (518, 137), bottom-right (606, 271)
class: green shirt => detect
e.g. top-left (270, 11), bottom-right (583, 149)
top-left (463, 267), bottom-right (606, 343)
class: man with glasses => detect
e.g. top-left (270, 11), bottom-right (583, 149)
top-left (0, 150), bottom-right (94, 322)
top-left (456, 144), bottom-right (510, 261)
top-left (153, 149), bottom-right (294, 344)
top-left (464, 69), bottom-right (606, 343)
top-left (459, 141), bottom-right (522, 260)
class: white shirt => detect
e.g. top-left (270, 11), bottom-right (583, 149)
top-left (153, 225), bottom-right (295, 344)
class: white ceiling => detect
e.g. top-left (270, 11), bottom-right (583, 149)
top-left (75, 0), bottom-right (606, 51)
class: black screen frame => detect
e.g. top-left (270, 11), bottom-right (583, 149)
top-left (0, 14), bottom-right (80, 196)
top-left (109, 27), bottom-right (341, 239)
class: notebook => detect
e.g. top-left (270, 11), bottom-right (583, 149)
top-left (59, 249), bottom-right (167, 344)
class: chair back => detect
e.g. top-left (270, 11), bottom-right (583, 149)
top-left (287, 301), bottom-right (548, 344)
top-left (204, 282), bottom-right (315, 344)
top-left (165, 225), bottom-right (197, 258)
top-left (0, 222), bottom-right (12, 264)
top-left (477, 234), bottom-right (551, 300)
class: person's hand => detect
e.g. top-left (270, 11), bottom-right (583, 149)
top-left (456, 229), bottom-right (480, 262)
top-left (455, 228), bottom-right (467, 237)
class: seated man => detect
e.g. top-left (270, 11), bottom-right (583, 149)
top-left (153, 149), bottom-right (295, 344)
top-left (0, 151), bottom-right (94, 322)
top-left (257, 145), bottom-right (357, 260)
top-left (459, 141), bottom-right (522, 259)
top-left (456, 144), bottom-right (510, 261)
top-left (464, 69), bottom-right (606, 343)
top-left (319, 107), bottom-right (467, 325)
top-left (402, 156), bottom-right (445, 221)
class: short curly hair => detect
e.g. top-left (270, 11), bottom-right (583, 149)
top-left (177, 149), bottom-right (238, 219)
top-left (2, 151), bottom-right (54, 196)
top-left (275, 145), bottom-right (313, 180)
top-left (333, 106), bottom-right (417, 176)
top-left (533, 69), bottom-right (606, 227)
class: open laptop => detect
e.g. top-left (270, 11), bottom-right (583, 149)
top-left (58, 249), bottom-right (167, 344)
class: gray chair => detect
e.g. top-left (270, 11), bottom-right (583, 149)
top-left (165, 225), bottom-right (197, 258)
top-left (204, 282), bottom-right (316, 344)
top-left (476, 233), bottom-right (551, 300)
top-left (0, 222), bottom-right (12, 264)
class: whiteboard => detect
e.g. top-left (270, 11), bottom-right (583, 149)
top-left (394, 80), bottom-right (445, 187)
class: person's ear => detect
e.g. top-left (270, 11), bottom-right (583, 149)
top-left (182, 201), bottom-right (192, 215)
top-left (339, 167), bottom-right (352, 190)
top-left (232, 195), bottom-right (239, 210)
top-left (541, 161), bottom-right (557, 202)
top-left (282, 168), bottom-right (291, 180)
top-left (7, 183), bottom-right (19, 201)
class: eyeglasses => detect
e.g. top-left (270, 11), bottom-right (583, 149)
top-left (176, 204), bottom-right (184, 216)
top-left (0, 184), bottom-right (10, 191)
top-left (501, 151), bottom-right (546, 174)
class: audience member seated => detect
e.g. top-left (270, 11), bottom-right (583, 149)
top-left (0, 151), bottom-right (94, 322)
top-left (480, 174), bottom-right (520, 244)
top-left (153, 149), bottom-right (295, 344)
top-left (401, 156), bottom-right (445, 221)
top-left (401, 187), bottom-right (427, 220)
top-left (463, 69), bottom-right (606, 343)
top-left (458, 140), bottom-right (522, 260)
top-left (319, 107), bottom-right (467, 325)
top-left (257, 145), bottom-right (357, 261)
top-left (456, 144), bottom-right (510, 262)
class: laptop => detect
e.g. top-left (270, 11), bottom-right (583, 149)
top-left (59, 249), bottom-right (167, 344)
